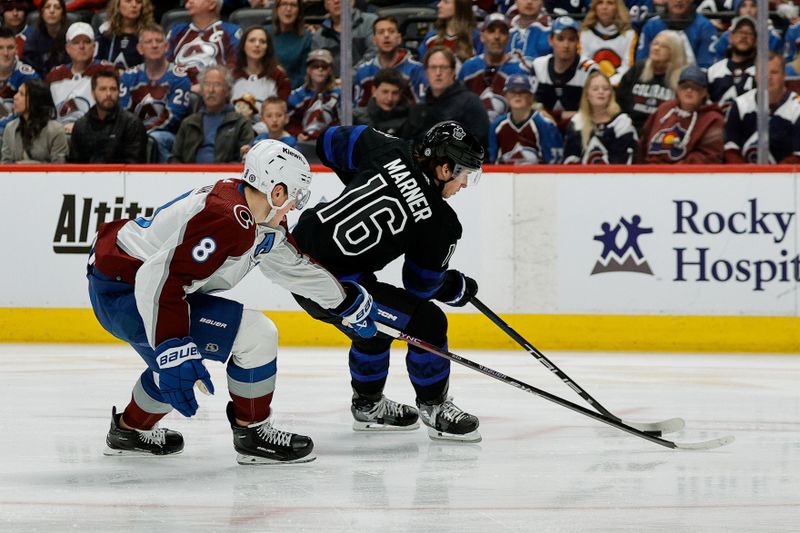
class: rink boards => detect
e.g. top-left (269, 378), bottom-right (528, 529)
top-left (2, 163), bottom-right (800, 352)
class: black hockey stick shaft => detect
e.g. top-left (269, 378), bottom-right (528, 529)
top-left (375, 323), bottom-right (679, 449)
top-left (470, 296), bottom-right (624, 422)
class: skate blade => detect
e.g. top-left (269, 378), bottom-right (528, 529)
top-left (426, 427), bottom-right (482, 443)
top-left (352, 420), bottom-right (420, 432)
top-left (236, 453), bottom-right (317, 465)
top-left (103, 446), bottom-right (182, 457)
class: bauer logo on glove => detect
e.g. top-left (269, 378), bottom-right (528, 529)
top-left (157, 343), bottom-right (200, 369)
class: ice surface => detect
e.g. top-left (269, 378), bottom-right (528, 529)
top-left (1, 344), bottom-right (797, 532)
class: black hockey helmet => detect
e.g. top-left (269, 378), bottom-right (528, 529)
top-left (415, 121), bottom-right (485, 186)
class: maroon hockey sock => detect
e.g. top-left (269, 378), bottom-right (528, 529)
top-left (230, 392), bottom-right (272, 424)
top-left (122, 397), bottom-right (167, 430)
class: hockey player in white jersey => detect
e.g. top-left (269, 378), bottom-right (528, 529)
top-left (87, 139), bottom-right (379, 464)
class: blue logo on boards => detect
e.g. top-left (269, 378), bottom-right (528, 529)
top-left (591, 215), bottom-right (653, 275)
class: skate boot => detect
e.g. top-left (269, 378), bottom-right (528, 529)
top-left (104, 406), bottom-right (184, 456)
top-left (351, 392), bottom-right (420, 431)
top-left (417, 396), bottom-right (481, 443)
top-left (226, 402), bottom-right (315, 465)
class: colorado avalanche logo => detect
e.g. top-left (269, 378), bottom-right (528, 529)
top-left (59, 97), bottom-right (92, 122)
top-left (742, 133), bottom-right (776, 164)
top-left (499, 143), bottom-right (540, 164)
top-left (233, 204), bottom-right (254, 229)
top-left (303, 96), bottom-right (337, 135)
top-left (648, 124), bottom-right (688, 161)
top-left (583, 136), bottom-right (610, 164)
top-left (175, 37), bottom-right (220, 70)
top-left (134, 93), bottom-right (169, 129)
top-left (480, 87), bottom-right (508, 123)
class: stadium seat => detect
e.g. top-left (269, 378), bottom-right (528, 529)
top-left (160, 9), bottom-right (191, 34)
top-left (228, 8), bottom-right (272, 29)
top-left (188, 91), bottom-right (201, 114)
top-left (90, 11), bottom-right (109, 34)
top-left (26, 11), bottom-right (82, 30)
top-left (145, 135), bottom-right (159, 163)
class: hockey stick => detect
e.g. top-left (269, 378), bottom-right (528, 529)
top-left (376, 322), bottom-right (733, 450)
top-left (470, 296), bottom-right (684, 436)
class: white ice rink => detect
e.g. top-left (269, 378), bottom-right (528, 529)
top-left (1, 344), bottom-right (798, 532)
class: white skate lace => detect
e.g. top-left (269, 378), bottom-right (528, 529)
top-left (256, 422), bottom-right (292, 447)
top-left (438, 399), bottom-right (468, 424)
top-left (136, 426), bottom-right (166, 446)
top-left (368, 396), bottom-right (404, 419)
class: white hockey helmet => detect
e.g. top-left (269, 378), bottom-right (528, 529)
top-left (242, 139), bottom-right (313, 212)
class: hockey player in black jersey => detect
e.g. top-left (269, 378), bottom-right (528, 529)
top-left (292, 121), bottom-right (485, 442)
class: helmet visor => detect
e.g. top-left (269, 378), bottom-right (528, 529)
top-left (452, 163), bottom-right (482, 186)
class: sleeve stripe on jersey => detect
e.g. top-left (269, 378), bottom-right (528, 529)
top-left (347, 125), bottom-right (368, 170)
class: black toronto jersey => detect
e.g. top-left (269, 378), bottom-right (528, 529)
top-left (293, 126), bottom-right (462, 291)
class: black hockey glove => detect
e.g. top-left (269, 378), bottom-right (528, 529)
top-left (435, 270), bottom-right (478, 307)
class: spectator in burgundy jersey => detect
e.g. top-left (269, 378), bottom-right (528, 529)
top-left (418, 0), bottom-right (482, 64)
top-left (170, 64), bottom-right (254, 163)
top-left (96, 0), bottom-right (156, 71)
top-left (46, 21), bottom-right (114, 134)
top-left (1, 79), bottom-right (67, 162)
top-left (1, 0), bottom-right (33, 59)
top-left (639, 64), bottom-right (724, 164)
top-left (232, 25), bottom-right (291, 133)
top-left (287, 48), bottom-right (341, 142)
top-left (22, 0), bottom-right (68, 76)
top-left (488, 73), bottom-right (563, 164)
top-left (458, 13), bottom-right (532, 124)
top-left (70, 69), bottom-right (147, 163)
top-left (353, 16), bottom-right (426, 108)
top-left (119, 23), bottom-right (191, 162)
top-left (166, 0), bottom-right (242, 91)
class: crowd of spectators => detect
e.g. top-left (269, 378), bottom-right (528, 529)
top-left (1, 0), bottom-right (800, 165)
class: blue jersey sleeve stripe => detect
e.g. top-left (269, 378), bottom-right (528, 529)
top-left (346, 125), bottom-right (368, 171)
top-left (322, 127), bottom-right (338, 169)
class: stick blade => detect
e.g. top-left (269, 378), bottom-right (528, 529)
top-left (673, 435), bottom-right (735, 451)
top-left (623, 417), bottom-right (685, 435)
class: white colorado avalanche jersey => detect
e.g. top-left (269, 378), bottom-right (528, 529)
top-left (92, 178), bottom-right (345, 347)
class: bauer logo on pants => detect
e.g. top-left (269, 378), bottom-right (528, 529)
top-left (591, 215), bottom-right (653, 275)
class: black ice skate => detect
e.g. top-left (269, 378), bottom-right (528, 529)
top-left (103, 406), bottom-right (184, 456)
top-left (417, 396), bottom-right (481, 443)
top-left (351, 393), bottom-right (420, 431)
top-left (226, 402), bottom-right (315, 465)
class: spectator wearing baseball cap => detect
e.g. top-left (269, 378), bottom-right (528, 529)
top-left (639, 64), bottom-right (724, 164)
top-left (458, 12), bottom-right (533, 124)
top-left (46, 21), bottom-right (115, 134)
top-left (1, 0), bottom-right (33, 58)
top-left (287, 48), bottom-right (341, 142)
top-left (530, 16), bottom-right (599, 132)
top-left (487, 73), bottom-right (563, 164)
top-left (707, 16), bottom-right (757, 112)
top-left (714, 1), bottom-right (783, 63)
top-left (22, 0), bottom-right (69, 77)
